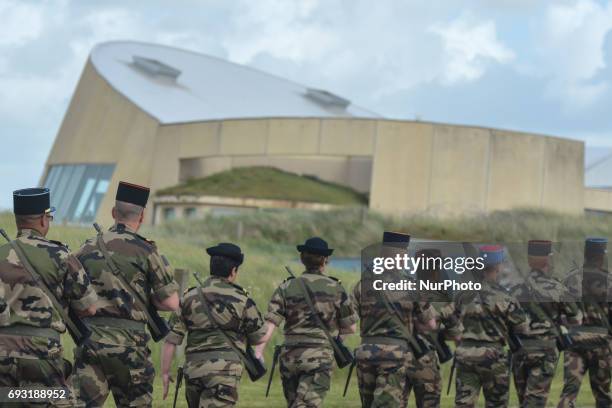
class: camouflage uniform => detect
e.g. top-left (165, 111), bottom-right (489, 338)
top-left (510, 269), bottom-right (579, 408)
top-left (558, 265), bottom-right (611, 408)
top-left (165, 276), bottom-right (267, 407)
top-left (454, 281), bottom-right (528, 408)
top-left (405, 290), bottom-right (462, 408)
top-left (266, 269), bottom-right (356, 408)
top-left (352, 277), bottom-right (435, 408)
top-left (0, 228), bottom-right (97, 407)
top-left (73, 223), bottom-right (178, 407)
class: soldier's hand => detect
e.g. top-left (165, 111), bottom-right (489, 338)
top-left (162, 373), bottom-right (174, 400)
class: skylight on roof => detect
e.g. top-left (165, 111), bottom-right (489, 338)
top-left (305, 88), bottom-right (350, 109)
top-left (132, 56), bottom-right (181, 79)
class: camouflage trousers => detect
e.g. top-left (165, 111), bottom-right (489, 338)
top-left (404, 350), bottom-right (441, 408)
top-left (356, 343), bottom-right (411, 408)
top-left (511, 345), bottom-right (559, 408)
top-left (454, 345), bottom-right (510, 408)
top-left (0, 355), bottom-right (76, 408)
top-left (279, 345), bottom-right (333, 408)
top-left (183, 358), bottom-right (243, 408)
top-left (74, 341), bottom-right (154, 408)
top-left (557, 342), bottom-right (611, 408)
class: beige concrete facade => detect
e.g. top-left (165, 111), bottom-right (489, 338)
top-left (43, 57), bottom-right (586, 225)
top-left (584, 188), bottom-right (612, 213)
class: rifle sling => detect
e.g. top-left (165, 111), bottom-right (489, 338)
top-left (95, 232), bottom-right (157, 325)
top-left (194, 280), bottom-right (255, 371)
top-left (374, 286), bottom-right (423, 354)
top-left (9, 240), bottom-right (81, 337)
top-left (293, 276), bottom-right (345, 356)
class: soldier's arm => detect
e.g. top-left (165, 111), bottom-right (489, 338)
top-left (415, 301), bottom-right (437, 331)
top-left (438, 302), bottom-right (463, 340)
top-left (161, 341), bottom-right (176, 400)
top-left (148, 251), bottom-right (180, 311)
top-left (242, 297), bottom-right (268, 345)
top-left (337, 283), bottom-right (358, 336)
top-left (501, 299), bottom-right (528, 335)
top-left (255, 285), bottom-right (285, 357)
top-left (62, 252), bottom-right (98, 317)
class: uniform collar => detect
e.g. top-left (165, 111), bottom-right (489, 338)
top-left (303, 268), bottom-right (324, 276)
top-left (16, 228), bottom-right (44, 238)
top-left (111, 223), bottom-right (137, 234)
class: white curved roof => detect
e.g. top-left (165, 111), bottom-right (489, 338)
top-left (91, 41), bottom-right (382, 124)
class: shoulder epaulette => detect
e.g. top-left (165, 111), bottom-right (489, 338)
top-left (327, 275), bottom-right (341, 284)
top-left (49, 239), bottom-right (69, 250)
top-left (229, 281), bottom-right (249, 296)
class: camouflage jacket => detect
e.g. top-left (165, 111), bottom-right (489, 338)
top-left (76, 223), bottom-right (179, 346)
top-left (510, 269), bottom-right (580, 340)
top-left (165, 276), bottom-right (266, 355)
top-left (456, 281), bottom-right (528, 345)
top-left (0, 228), bottom-right (97, 358)
top-left (422, 290), bottom-right (463, 346)
top-left (563, 265), bottom-right (611, 343)
top-left (351, 277), bottom-right (435, 341)
top-left (266, 269), bottom-right (356, 345)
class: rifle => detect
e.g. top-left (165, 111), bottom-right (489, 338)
top-left (0, 228), bottom-right (92, 346)
top-left (265, 345), bottom-right (281, 397)
top-left (172, 366), bottom-right (183, 408)
top-left (284, 266), bottom-right (354, 368)
top-left (446, 354), bottom-right (456, 395)
top-left (193, 273), bottom-right (267, 381)
top-left (520, 269), bottom-right (573, 351)
top-left (92, 223), bottom-right (170, 342)
top-left (342, 353), bottom-right (356, 397)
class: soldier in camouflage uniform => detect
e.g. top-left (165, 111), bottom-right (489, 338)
top-left (454, 245), bottom-right (528, 408)
top-left (0, 188), bottom-right (98, 406)
top-left (404, 248), bottom-right (462, 408)
top-left (558, 238), bottom-right (611, 408)
top-left (162, 242), bottom-right (267, 407)
top-left (73, 181), bottom-right (179, 407)
top-left (510, 240), bottom-right (581, 408)
top-left (353, 232), bottom-right (436, 408)
top-left (256, 237), bottom-right (357, 408)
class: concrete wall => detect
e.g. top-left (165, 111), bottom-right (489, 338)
top-left (153, 118), bottom-right (377, 193)
top-left (44, 60), bottom-right (161, 226)
top-left (585, 188), bottom-right (612, 213)
top-left (44, 59), bottom-right (586, 224)
top-left (370, 122), bottom-right (584, 215)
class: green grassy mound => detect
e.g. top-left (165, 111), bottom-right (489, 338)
top-left (156, 166), bottom-right (368, 206)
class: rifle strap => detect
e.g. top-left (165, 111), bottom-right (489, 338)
top-left (94, 231), bottom-right (156, 324)
top-left (293, 276), bottom-right (345, 357)
top-left (8, 240), bottom-right (79, 337)
top-left (194, 278), bottom-right (255, 372)
top-left (374, 286), bottom-right (423, 354)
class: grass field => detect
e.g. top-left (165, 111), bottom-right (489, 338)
top-left (0, 208), bottom-right (606, 407)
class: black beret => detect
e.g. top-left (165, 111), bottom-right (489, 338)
top-left (528, 240), bottom-right (552, 256)
top-left (13, 188), bottom-right (54, 216)
top-left (207, 243), bottom-right (244, 265)
top-left (297, 237), bottom-right (334, 256)
top-left (116, 181), bottom-right (150, 208)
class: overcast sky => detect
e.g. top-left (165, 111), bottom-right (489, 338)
top-left (1, 0), bottom-right (612, 209)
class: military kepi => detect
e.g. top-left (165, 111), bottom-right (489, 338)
top-left (382, 231), bottom-right (410, 248)
top-left (528, 240), bottom-right (552, 256)
top-left (13, 187), bottom-right (54, 215)
top-left (116, 181), bottom-right (150, 208)
top-left (480, 245), bottom-right (504, 266)
top-left (297, 237), bottom-right (334, 256)
top-left (207, 243), bottom-right (244, 265)
top-left (585, 237), bottom-right (607, 255)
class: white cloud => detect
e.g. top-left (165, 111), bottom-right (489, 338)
top-left (430, 14), bottom-right (515, 84)
top-left (540, 0), bottom-right (612, 109)
top-left (0, 0), bottom-right (45, 47)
